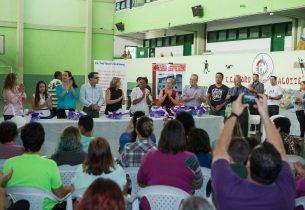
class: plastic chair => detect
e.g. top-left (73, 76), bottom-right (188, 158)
top-left (248, 114), bottom-right (261, 136)
top-left (0, 159), bottom-right (6, 169)
top-left (296, 196), bottom-right (305, 209)
top-left (132, 185), bottom-right (190, 210)
top-left (73, 187), bottom-right (87, 200)
top-left (194, 167), bottom-right (211, 197)
top-left (59, 164), bottom-right (79, 185)
top-left (6, 186), bottom-right (72, 210)
top-left (124, 167), bottom-right (141, 195)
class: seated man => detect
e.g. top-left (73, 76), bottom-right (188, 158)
top-left (228, 138), bottom-right (250, 179)
top-left (212, 93), bottom-right (295, 210)
top-left (3, 122), bottom-right (74, 210)
top-left (78, 115), bottom-right (95, 153)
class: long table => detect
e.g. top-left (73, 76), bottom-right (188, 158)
top-left (24, 115), bottom-right (224, 158)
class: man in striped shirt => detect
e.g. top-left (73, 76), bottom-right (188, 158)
top-left (48, 71), bottom-right (62, 115)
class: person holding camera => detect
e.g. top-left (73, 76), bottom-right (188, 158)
top-left (226, 75), bottom-right (249, 137)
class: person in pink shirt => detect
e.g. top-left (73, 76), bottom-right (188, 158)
top-left (2, 73), bottom-right (26, 120)
top-left (0, 121), bottom-right (23, 159)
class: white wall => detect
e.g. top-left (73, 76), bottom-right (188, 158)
top-left (114, 36), bottom-right (143, 57)
top-left (285, 36), bottom-right (292, 51)
top-left (206, 38), bottom-right (270, 53)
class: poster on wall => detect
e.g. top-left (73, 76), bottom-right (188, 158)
top-left (94, 60), bottom-right (127, 100)
top-left (152, 63), bottom-right (186, 102)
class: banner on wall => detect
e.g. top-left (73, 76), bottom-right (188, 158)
top-left (152, 63), bottom-right (186, 102)
top-left (94, 60), bottom-right (127, 99)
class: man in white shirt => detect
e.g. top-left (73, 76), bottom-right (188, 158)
top-left (265, 76), bottom-right (283, 117)
top-left (130, 77), bottom-right (152, 116)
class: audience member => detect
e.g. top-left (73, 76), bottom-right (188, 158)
top-left (105, 77), bottom-right (125, 115)
top-left (51, 126), bottom-right (87, 166)
top-left (176, 111), bottom-right (195, 137)
top-left (121, 116), bottom-right (156, 167)
top-left (76, 178), bottom-right (125, 210)
top-left (273, 117), bottom-right (301, 155)
top-left (3, 122), bottom-right (74, 210)
top-left (182, 74), bottom-right (206, 108)
top-left (2, 73), bottom-right (26, 120)
top-left (294, 81), bottom-right (305, 137)
top-left (212, 93), bottom-right (295, 210)
top-left (32, 81), bottom-right (52, 118)
top-left (207, 72), bottom-right (229, 117)
top-left (80, 72), bottom-right (103, 118)
top-left (56, 70), bottom-right (79, 118)
top-left (265, 76), bottom-right (283, 117)
top-left (245, 137), bottom-right (260, 151)
top-left (228, 138), bottom-right (250, 178)
top-left (159, 78), bottom-right (179, 114)
top-left (78, 115), bottom-right (95, 153)
top-left (130, 77), bottom-right (151, 116)
top-left (138, 120), bottom-right (203, 210)
top-left (226, 75), bottom-right (249, 137)
top-left (119, 111), bottom-right (156, 153)
top-left (72, 137), bottom-right (127, 192)
top-left (180, 196), bottom-right (214, 210)
top-left (8, 116), bottom-right (27, 145)
top-left (187, 128), bottom-right (212, 168)
top-left (48, 71), bottom-right (62, 114)
top-left (294, 161), bottom-right (305, 210)
top-left (0, 121), bottom-right (23, 159)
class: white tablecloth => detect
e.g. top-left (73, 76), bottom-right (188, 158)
top-left (38, 115), bottom-right (224, 157)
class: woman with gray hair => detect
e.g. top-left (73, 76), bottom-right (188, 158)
top-left (159, 77), bottom-right (179, 114)
top-left (51, 126), bottom-right (87, 165)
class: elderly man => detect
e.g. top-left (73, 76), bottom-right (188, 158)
top-left (226, 75), bottom-right (249, 137)
top-left (182, 74), bottom-right (206, 108)
top-left (80, 72), bottom-right (104, 118)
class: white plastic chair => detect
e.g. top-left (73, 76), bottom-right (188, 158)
top-left (0, 159), bottom-right (6, 169)
top-left (132, 185), bottom-right (190, 210)
top-left (296, 196), bottom-right (305, 209)
top-left (124, 167), bottom-right (141, 195)
top-left (59, 164), bottom-right (79, 185)
top-left (248, 114), bottom-right (261, 136)
top-left (73, 187), bottom-right (87, 200)
top-left (194, 167), bottom-right (211, 197)
top-left (6, 186), bottom-right (72, 210)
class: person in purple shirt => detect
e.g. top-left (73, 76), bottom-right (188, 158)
top-left (212, 93), bottom-right (295, 210)
top-left (0, 121), bottom-right (23, 159)
top-left (182, 74), bottom-right (206, 108)
top-left (138, 120), bottom-right (203, 210)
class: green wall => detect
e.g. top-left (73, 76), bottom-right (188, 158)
top-left (0, 27), bottom-right (16, 71)
top-left (114, 0), bottom-right (305, 34)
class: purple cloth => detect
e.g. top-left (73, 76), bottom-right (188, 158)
top-left (212, 159), bottom-right (295, 210)
top-left (296, 176), bottom-right (305, 210)
top-left (0, 142), bottom-right (23, 159)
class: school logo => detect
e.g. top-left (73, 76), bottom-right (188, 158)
top-left (252, 53), bottom-right (274, 83)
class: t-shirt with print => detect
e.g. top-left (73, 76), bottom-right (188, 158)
top-left (265, 85), bottom-right (282, 106)
top-left (3, 154), bottom-right (62, 210)
top-left (207, 84), bottom-right (229, 110)
top-left (212, 159), bottom-right (295, 210)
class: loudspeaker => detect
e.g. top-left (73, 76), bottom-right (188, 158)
top-left (115, 22), bottom-right (125, 31)
top-left (192, 5), bottom-right (203, 17)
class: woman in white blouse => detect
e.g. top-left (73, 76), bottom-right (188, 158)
top-left (31, 81), bottom-right (52, 118)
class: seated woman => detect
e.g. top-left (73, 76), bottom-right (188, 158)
top-left (51, 126), bottom-right (87, 166)
top-left (119, 111), bottom-right (156, 153)
top-left (56, 70), bottom-right (79, 118)
top-left (72, 137), bottom-right (127, 192)
top-left (158, 78), bottom-right (179, 114)
top-left (31, 81), bottom-right (52, 119)
top-left (105, 77), bottom-right (125, 115)
top-left (187, 128), bottom-right (212, 168)
top-left (138, 120), bottom-right (203, 210)
top-left (121, 116), bottom-right (156, 167)
top-left (0, 121), bottom-right (23, 159)
top-left (76, 178), bottom-right (125, 210)
top-left (2, 73), bottom-right (26, 120)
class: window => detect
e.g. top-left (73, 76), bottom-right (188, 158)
top-left (228, 29), bottom-right (237, 40)
top-left (177, 36), bottom-right (184, 45)
top-left (157, 38), bottom-right (162, 47)
top-left (144, 40), bottom-right (150, 47)
top-left (120, 1), bottom-right (126, 9)
top-left (150, 39), bottom-right (156, 48)
top-left (238, 28), bottom-right (248, 39)
top-left (286, 22), bottom-right (292, 36)
top-left (218, 31), bottom-right (227, 41)
top-left (170, 36), bottom-right (176, 45)
top-left (249, 27), bottom-right (259, 38)
top-left (164, 37), bottom-right (170, 46)
top-left (207, 31), bottom-right (217, 43)
top-left (261, 25), bottom-right (271, 37)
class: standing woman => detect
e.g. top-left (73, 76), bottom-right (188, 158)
top-left (105, 77), bottom-right (125, 115)
top-left (158, 78), bottom-right (179, 114)
top-left (3, 73), bottom-right (26, 120)
top-left (31, 81), bottom-right (52, 118)
top-left (56, 70), bottom-right (79, 118)
top-left (294, 81), bottom-right (305, 137)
